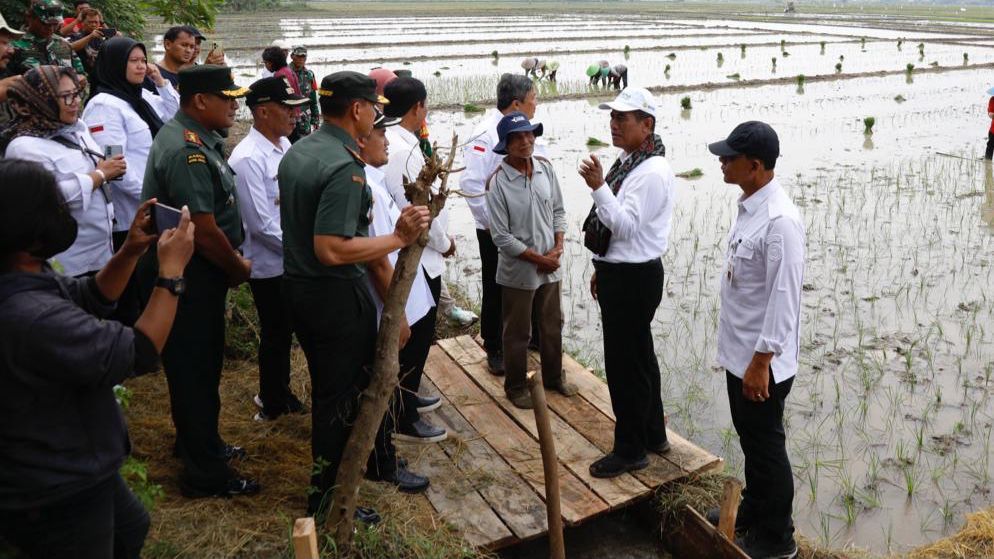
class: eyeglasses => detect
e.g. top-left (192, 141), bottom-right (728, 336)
top-left (56, 90), bottom-right (83, 105)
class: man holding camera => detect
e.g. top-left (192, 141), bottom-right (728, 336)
top-left (68, 8), bottom-right (111, 77)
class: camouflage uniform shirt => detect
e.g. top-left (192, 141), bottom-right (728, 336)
top-left (293, 65), bottom-right (319, 139)
top-left (9, 32), bottom-right (86, 77)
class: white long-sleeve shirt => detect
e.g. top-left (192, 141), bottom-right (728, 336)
top-left (81, 82), bottom-right (180, 232)
top-left (717, 178), bottom-right (805, 384)
top-left (5, 121), bottom-right (114, 276)
top-left (590, 154), bottom-right (675, 263)
top-left (228, 127), bottom-right (289, 279)
top-left (383, 125), bottom-right (450, 279)
top-left (364, 164), bottom-right (434, 326)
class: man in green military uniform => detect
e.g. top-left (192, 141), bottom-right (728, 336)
top-left (290, 45), bottom-right (319, 140)
top-left (140, 65), bottom-right (259, 498)
top-left (8, 0), bottom-right (86, 78)
top-left (279, 71), bottom-right (431, 519)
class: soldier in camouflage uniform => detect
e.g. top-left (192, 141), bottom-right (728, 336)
top-left (290, 46), bottom-right (319, 140)
top-left (9, 0), bottom-right (86, 79)
top-left (0, 12), bottom-right (24, 129)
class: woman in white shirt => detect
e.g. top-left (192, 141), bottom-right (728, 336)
top-left (83, 38), bottom-right (179, 322)
top-left (2, 65), bottom-right (126, 278)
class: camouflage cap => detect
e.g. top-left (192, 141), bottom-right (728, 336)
top-left (31, 0), bottom-right (65, 24)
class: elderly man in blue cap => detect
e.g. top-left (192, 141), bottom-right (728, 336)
top-left (486, 111), bottom-right (576, 409)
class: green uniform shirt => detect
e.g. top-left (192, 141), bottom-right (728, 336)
top-left (293, 65), bottom-right (320, 138)
top-left (279, 123), bottom-right (371, 280)
top-left (9, 32), bottom-right (86, 77)
top-left (142, 111), bottom-right (243, 249)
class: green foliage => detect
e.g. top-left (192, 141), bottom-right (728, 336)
top-left (680, 96), bottom-right (691, 110)
top-left (1, 0), bottom-right (144, 37)
top-left (863, 116), bottom-right (875, 134)
top-left (462, 103), bottom-right (484, 113)
top-left (676, 168), bottom-right (703, 179)
top-left (586, 136), bottom-right (609, 147)
top-left (224, 283), bottom-right (259, 361)
top-left (906, 63), bottom-right (915, 72)
top-left (120, 456), bottom-right (165, 509)
top-left (221, 0), bottom-right (283, 13)
top-left (141, 0), bottom-right (225, 31)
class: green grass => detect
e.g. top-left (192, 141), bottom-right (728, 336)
top-left (677, 168), bottom-right (704, 179)
top-left (586, 136), bottom-right (609, 147)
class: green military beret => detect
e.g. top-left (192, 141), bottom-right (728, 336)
top-left (178, 64), bottom-right (249, 98)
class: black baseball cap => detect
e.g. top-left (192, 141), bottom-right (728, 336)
top-left (373, 108), bottom-right (400, 129)
top-left (383, 77), bottom-right (426, 118)
top-left (178, 65), bottom-right (249, 98)
top-left (708, 121), bottom-right (779, 162)
top-left (246, 76), bottom-right (307, 108)
top-left (185, 25), bottom-right (206, 42)
top-left (318, 71), bottom-right (388, 105)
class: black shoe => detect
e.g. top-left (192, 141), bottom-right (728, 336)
top-left (285, 393), bottom-right (308, 414)
top-left (589, 452), bottom-right (649, 478)
top-left (527, 339), bottom-right (540, 351)
top-left (223, 444), bottom-right (247, 462)
top-left (705, 506), bottom-right (750, 537)
top-left (181, 477), bottom-right (261, 498)
top-left (415, 394), bottom-right (441, 413)
top-left (366, 466), bottom-right (430, 493)
top-left (487, 350), bottom-right (505, 376)
top-left (394, 419), bottom-right (448, 444)
top-left (355, 506), bottom-right (381, 525)
top-left (648, 439), bottom-right (671, 455)
top-left (736, 533), bottom-right (798, 559)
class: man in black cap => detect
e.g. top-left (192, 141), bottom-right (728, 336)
top-left (707, 121), bottom-right (804, 559)
top-left (278, 70), bottom-right (432, 518)
top-left (141, 65), bottom-right (258, 498)
top-left (229, 77), bottom-right (308, 422)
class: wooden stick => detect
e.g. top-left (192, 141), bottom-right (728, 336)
top-left (717, 478), bottom-right (743, 541)
top-left (527, 370), bottom-right (565, 559)
top-left (292, 517), bottom-right (319, 559)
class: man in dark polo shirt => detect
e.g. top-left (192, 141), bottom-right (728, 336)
top-left (278, 71), bottom-right (432, 519)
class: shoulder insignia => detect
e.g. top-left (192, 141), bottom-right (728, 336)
top-left (187, 153), bottom-right (207, 165)
top-left (184, 129), bottom-right (203, 146)
top-left (351, 175), bottom-right (365, 185)
top-left (345, 146), bottom-right (367, 165)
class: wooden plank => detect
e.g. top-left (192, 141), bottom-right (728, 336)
top-left (663, 506), bottom-right (750, 559)
top-left (523, 352), bottom-right (686, 489)
top-left (718, 479), bottom-right (743, 541)
top-left (440, 336), bottom-right (649, 510)
top-left (418, 438), bottom-right (515, 549)
top-left (292, 517), bottom-right (319, 559)
top-left (422, 351), bottom-right (549, 542)
top-left (422, 345), bottom-right (609, 525)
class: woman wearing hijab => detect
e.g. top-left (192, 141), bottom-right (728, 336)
top-left (2, 65), bottom-right (127, 279)
top-left (0, 159), bottom-right (195, 559)
top-left (83, 37), bottom-right (179, 323)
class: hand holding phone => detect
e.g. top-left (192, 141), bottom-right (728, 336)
top-left (152, 202), bottom-right (183, 234)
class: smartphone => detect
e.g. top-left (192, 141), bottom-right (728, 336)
top-left (152, 202), bottom-right (182, 234)
top-left (102, 27), bottom-right (117, 38)
top-left (104, 145), bottom-right (123, 158)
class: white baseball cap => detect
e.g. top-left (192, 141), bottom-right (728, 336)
top-left (0, 13), bottom-right (24, 38)
top-left (599, 87), bottom-right (658, 119)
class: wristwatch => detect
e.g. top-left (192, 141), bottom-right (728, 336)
top-left (155, 276), bottom-right (187, 296)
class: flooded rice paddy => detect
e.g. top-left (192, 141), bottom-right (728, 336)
top-left (151, 10), bottom-right (994, 555)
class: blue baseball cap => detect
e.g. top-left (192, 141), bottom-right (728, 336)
top-left (493, 111), bottom-right (543, 155)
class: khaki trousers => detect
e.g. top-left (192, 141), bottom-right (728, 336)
top-left (501, 281), bottom-right (563, 393)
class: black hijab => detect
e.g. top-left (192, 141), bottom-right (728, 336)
top-left (94, 37), bottom-right (164, 137)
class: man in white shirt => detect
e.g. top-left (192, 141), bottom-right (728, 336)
top-left (460, 73), bottom-right (544, 374)
top-left (377, 77), bottom-right (449, 443)
top-left (229, 77), bottom-right (308, 421)
top-left (578, 87), bottom-right (675, 479)
top-left (708, 121), bottom-right (803, 559)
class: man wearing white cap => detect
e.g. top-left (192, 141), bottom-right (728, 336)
top-left (578, 87), bottom-right (676, 478)
top-left (0, 13), bottom-right (24, 126)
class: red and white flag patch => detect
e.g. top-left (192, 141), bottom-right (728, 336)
top-left (472, 145), bottom-right (486, 153)
top-left (89, 125), bottom-right (104, 134)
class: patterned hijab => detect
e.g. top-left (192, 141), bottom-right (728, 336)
top-left (0, 65), bottom-right (80, 151)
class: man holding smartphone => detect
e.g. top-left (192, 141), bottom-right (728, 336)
top-left (140, 65), bottom-right (257, 499)
top-left (68, 8), bottom-right (107, 76)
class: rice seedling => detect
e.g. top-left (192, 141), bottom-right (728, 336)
top-left (771, 56), bottom-right (777, 68)
top-left (716, 52), bottom-right (723, 63)
top-left (863, 117), bottom-right (875, 135)
top-left (623, 44), bottom-right (630, 53)
top-left (895, 94), bottom-right (906, 103)
top-left (726, 73), bottom-right (740, 81)
top-left (796, 74), bottom-right (805, 87)
top-left (680, 96), bottom-right (691, 110)
top-left (490, 49), bottom-right (498, 59)
top-left (906, 63), bottom-right (915, 73)
top-left (665, 52), bottom-right (676, 59)
top-left (835, 62), bottom-right (842, 73)
top-left (964, 52), bottom-right (969, 64)
top-left (676, 168), bottom-right (703, 179)
top-left (740, 44), bottom-right (746, 55)
top-left (462, 103), bottom-right (484, 113)
top-left (586, 137), bottom-right (609, 147)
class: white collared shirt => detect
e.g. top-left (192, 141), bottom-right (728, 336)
top-left (364, 164), bottom-right (434, 326)
top-left (5, 120), bottom-right (114, 276)
top-left (590, 153), bottom-right (676, 263)
top-left (717, 178), bottom-right (805, 383)
top-left (383, 125), bottom-right (450, 279)
top-left (459, 108), bottom-right (548, 230)
top-left (82, 82), bottom-right (180, 232)
top-left (229, 127), bottom-right (290, 279)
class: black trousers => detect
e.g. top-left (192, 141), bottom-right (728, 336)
top-left (477, 228), bottom-right (541, 354)
top-left (393, 272), bottom-right (439, 428)
top-left (110, 231), bottom-right (142, 326)
top-left (248, 276), bottom-right (294, 415)
top-left (0, 473), bottom-right (149, 559)
top-left (284, 276), bottom-right (395, 517)
top-left (726, 371), bottom-right (795, 544)
top-left (986, 132), bottom-right (994, 160)
top-left (595, 258), bottom-right (667, 460)
top-left (149, 255), bottom-right (233, 492)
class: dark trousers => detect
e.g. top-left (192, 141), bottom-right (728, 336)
top-left (110, 231), bottom-right (142, 326)
top-left (0, 474), bottom-right (149, 559)
top-left (595, 258), bottom-right (667, 460)
top-left (248, 275), bottom-right (294, 415)
top-left (986, 132), bottom-right (994, 160)
top-left (726, 371), bottom-right (795, 544)
top-left (393, 273), bottom-right (439, 428)
top-left (477, 229), bottom-right (540, 354)
top-left (284, 276), bottom-right (394, 517)
top-left (502, 282), bottom-right (563, 393)
top-left (154, 256), bottom-right (232, 491)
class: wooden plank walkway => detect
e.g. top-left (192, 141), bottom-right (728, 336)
top-left (401, 335), bottom-right (722, 551)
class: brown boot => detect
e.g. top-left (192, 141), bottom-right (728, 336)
top-left (505, 387), bottom-right (533, 409)
top-left (545, 378), bottom-right (579, 397)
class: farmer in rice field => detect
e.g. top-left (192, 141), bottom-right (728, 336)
top-left (609, 63), bottom-right (628, 90)
top-left (578, 87), bottom-right (675, 478)
top-left (546, 60), bottom-right (559, 82)
top-left (708, 121), bottom-right (804, 559)
top-left (521, 56), bottom-right (546, 79)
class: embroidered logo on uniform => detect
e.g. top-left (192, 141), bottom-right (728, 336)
top-left (184, 130), bottom-right (203, 146)
top-left (89, 125), bottom-right (104, 134)
top-left (767, 234), bottom-right (784, 262)
top-left (187, 153), bottom-right (207, 165)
